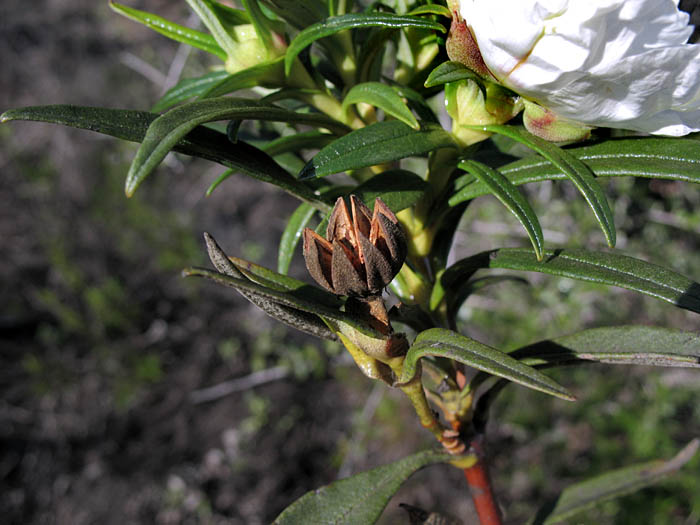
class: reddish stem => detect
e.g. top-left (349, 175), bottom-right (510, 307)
top-left (464, 439), bottom-right (502, 525)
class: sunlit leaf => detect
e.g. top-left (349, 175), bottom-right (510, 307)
top-left (459, 159), bottom-right (544, 260)
top-left (424, 61), bottom-right (484, 88)
top-left (125, 97), bottom-right (350, 195)
top-left (401, 328), bottom-right (575, 401)
top-left (451, 137), bottom-right (700, 203)
top-left (274, 449), bottom-right (457, 524)
top-left (184, 0), bottom-right (240, 58)
top-left (285, 13), bottom-right (446, 75)
top-left (407, 5), bottom-right (451, 17)
top-left (109, 2), bottom-right (227, 59)
top-left (300, 121), bottom-right (457, 179)
top-left (475, 125), bottom-right (616, 247)
top-left (343, 82), bottom-right (419, 129)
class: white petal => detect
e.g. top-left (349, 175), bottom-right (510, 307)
top-left (460, 0), bottom-right (700, 135)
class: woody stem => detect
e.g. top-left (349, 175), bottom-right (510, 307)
top-left (463, 436), bottom-right (502, 525)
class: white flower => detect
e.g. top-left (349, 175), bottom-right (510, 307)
top-left (457, 0), bottom-right (700, 136)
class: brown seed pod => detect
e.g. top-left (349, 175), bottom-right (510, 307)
top-left (303, 196), bottom-right (407, 297)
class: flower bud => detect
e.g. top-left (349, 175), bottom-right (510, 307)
top-left (303, 196), bottom-right (407, 297)
top-left (522, 100), bottom-right (593, 143)
top-left (445, 80), bottom-right (522, 146)
top-left (224, 25), bottom-right (287, 75)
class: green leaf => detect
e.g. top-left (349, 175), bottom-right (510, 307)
top-left (273, 449), bottom-right (456, 524)
top-left (184, 0), bottom-right (240, 58)
top-left (343, 82), bottom-right (419, 129)
top-left (0, 105), bottom-right (330, 209)
top-left (201, 57), bottom-right (285, 98)
top-left (407, 5), bottom-right (452, 17)
top-left (285, 13), bottom-right (446, 75)
top-left (352, 170), bottom-right (428, 213)
top-left (530, 440), bottom-right (699, 524)
top-left (241, 0), bottom-right (274, 50)
top-left (278, 203), bottom-right (317, 274)
top-left (260, 0), bottom-right (327, 29)
top-left (451, 137), bottom-right (700, 202)
top-left (443, 248), bottom-right (700, 314)
top-left (402, 328), bottom-right (575, 401)
top-left (424, 61), bottom-right (484, 88)
top-left (152, 71), bottom-right (230, 112)
top-left (300, 121), bottom-right (457, 179)
top-left (209, 1), bottom-right (250, 26)
top-left (459, 159), bottom-right (544, 261)
top-left (512, 326), bottom-right (700, 369)
top-left (262, 130), bottom-right (336, 157)
top-left (476, 125), bottom-right (616, 247)
top-left (125, 97), bottom-right (350, 196)
top-left (109, 2), bottom-right (227, 59)
top-left (1, 105), bottom-right (157, 143)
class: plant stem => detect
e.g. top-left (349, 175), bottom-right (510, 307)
top-left (464, 437), bottom-right (502, 525)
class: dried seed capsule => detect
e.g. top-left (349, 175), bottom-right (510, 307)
top-left (303, 196), bottom-right (407, 297)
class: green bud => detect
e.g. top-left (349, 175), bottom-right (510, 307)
top-left (522, 99), bottom-right (593, 143)
top-left (224, 24), bottom-right (286, 74)
top-left (445, 80), bottom-right (522, 147)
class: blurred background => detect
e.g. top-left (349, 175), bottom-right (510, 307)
top-left (1, 1), bottom-right (699, 523)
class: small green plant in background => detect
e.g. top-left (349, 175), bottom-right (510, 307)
top-left (3, 0), bottom-right (700, 523)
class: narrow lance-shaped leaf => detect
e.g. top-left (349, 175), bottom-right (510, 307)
top-left (125, 97), bottom-right (350, 196)
top-left (273, 449), bottom-right (459, 525)
top-left (407, 4), bottom-right (452, 17)
top-left (109, 2), bottom-right (227, 59)
top-left (240, 0), bottom-right (274, 50)
top-left (443, 248), bottom-right (700, 314)
top-left (300, 121), bottom-right (457, 179)
top-left (475, 124), bottom-right (616, 247)
top-left (285, 13), bottom-right (446, 75)
top-left (401, 328), bottom-right (576, 401)
top-left (152, 71), bottom-right (230, 112)
top-left (260, 0), bottom-right (327, 29)
top-left (278, 203), bottom-right (317, 274)
top-left (530, 440), bottom-right (699, 525)
top-left (459, 159), bottom-right (544, 261)
top-left (513, 326), bottom-right (700, 369)
top-left (0, 105), bottom-right (331, 210)
top-left (342, 82), bottom-right (419, 130)
top-left (424, 61), bottom-right (485, 89)
top-left (450, 137), bottom-right (700, 203)
top-left (184, 0), bottom-right (240, 58)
